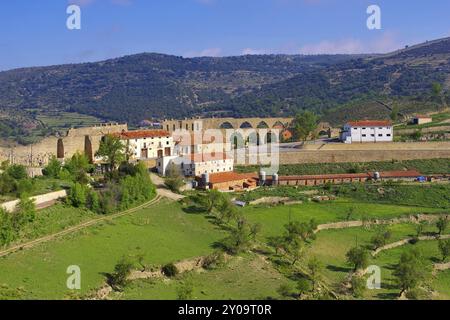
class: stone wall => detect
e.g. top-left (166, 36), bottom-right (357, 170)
top-left (1, 190), bottom-right (67, 212)
top-left (0, 123), bottom-right (127, 166)
top-left (239, 142), bottom-right (450, 167)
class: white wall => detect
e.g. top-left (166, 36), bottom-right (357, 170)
top-left (1, 190), bottom-right (67, 212)
top-left (341, 124), bottom-right (393, 143)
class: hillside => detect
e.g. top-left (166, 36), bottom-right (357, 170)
top-left (0, 37), bottom-right (450, 143)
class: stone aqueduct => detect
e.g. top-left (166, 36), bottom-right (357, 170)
top-left (0, 117), bottom-right (332, 167)
top-left (162, 117), bottom-right (332, 145)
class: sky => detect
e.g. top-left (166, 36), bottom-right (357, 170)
top-left (0, 0), bottom-right (449, 71)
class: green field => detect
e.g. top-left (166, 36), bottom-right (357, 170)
top-left (241, 199), bottom-right (443, 239)
top-left (236, 158), bottom-right (450, 176)
top-left (120, 253), bottom-right (293, 300)
top-left (0, 200), bottom-right (224, 299)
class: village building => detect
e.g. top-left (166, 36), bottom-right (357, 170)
top-left (197, 172), bottom-right (258, 191)
top-left (173, 132), bottom-right (232, 156)
top-left (340, 120), bottom-right (393, 143)
top-left (411, 115), bottom-right (433, 125)
top-left (157, 152), bottom-right (234, 177)
top-left (115, 130), bottom-right (174, 161)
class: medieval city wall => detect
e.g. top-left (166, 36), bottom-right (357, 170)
top-left (0, 123), bottom-right (127, 166)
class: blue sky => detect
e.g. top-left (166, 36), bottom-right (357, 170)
top-left (0, 0), bottom-right (449, 71)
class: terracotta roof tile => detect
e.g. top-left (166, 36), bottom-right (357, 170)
top-left (208, 172), bottom-right (258, 184)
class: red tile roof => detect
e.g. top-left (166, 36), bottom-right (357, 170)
top-left (375, 170), bottom-right (422, 178)
top-left (347, 120), bottom-right (392, 127)
top-left (208, 172), bottom-right (258, 184)
top-left (115, 130), bottom-right (170, 140)
top-left (278, 173), bottom-right (371, 181)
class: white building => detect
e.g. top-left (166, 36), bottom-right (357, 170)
top-left (340, 120), bottom-right (393, 143)
top-left (116, 130), bottom-right (174, 160)
top-left (173, 132), bottom-right (232, 156)
top-left (412, 115), bottom-right (433, 125)
top-left (157, 152), bottom-right (234, 177)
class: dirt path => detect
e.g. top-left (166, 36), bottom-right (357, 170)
top-left (150, 173), bottom-right (185, 201)
top-left (316, 213), bottom-right (448, 233)
top-left (373, 234), bottom-right (450, 257)
top-left (0, 195), bottom-right (162, 258)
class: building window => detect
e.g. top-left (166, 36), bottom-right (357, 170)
top-left (362, 127), bottom-right (366, 130)
top-left (362, 134), bottom-right (367, 137)
top-left (378, 134), bottom-right (383, 137)
top-left (371, 134), bottom-right (375, 137)
top-left (387, 134), bottom-right (391, 137)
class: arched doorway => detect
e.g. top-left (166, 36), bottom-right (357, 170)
top-left (230, 132), bottom-right (245, 149)
top-left (57, 139), bottom-right (65, 159)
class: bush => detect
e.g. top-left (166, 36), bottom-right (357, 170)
top-left (202, 251), bottom-right (225, 270)
top-left (277, 283), bottom-right (297, 298)
top-left (67, 183), bottom-right (88, 208)
top-left (162, 263), bottom-right (178, 277)
top-left (6, 165), bottom-right (27, 180)
top-left (108, 257), bottom-right (134, 291)
top-left (43, 156), bottom-right (62, 178)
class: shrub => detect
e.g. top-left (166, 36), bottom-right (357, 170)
top-left (277, 283), bottom-right (296, 298)
top-left (162, 263), bottom-right (178, 277)
top-left (202, 251), bottom-right (225, 270)
top-left (67, 183), bottom-right (88, 208)
top-left (108, 257), bottom-right (134, 291)
top-left (6, 164), bottom-right (27, 180)
top-left (43, 156), bottom-right (62, 178)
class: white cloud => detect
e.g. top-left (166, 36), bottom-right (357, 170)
top-left (184, 48), bottom-right (222, 57)
top-left (298, 32), bottom-right (405, 55)
top-left (241, 48), bottom-right (269, 55)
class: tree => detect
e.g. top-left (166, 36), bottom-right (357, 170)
top-left (67, 183), bottom-right (88, 208)
top-left (293, 111), bottom-right (319, 143)
top-left (0, 208), bottom-right (16, 247)
top-left (346, 247), bottom-right (369, 272)
top-left (95, 134), bottom-right (126, 174)
top-left (307, 256), bottom-right (323, 292)
top-left (164, 164), bottom-right (184, 193)
top-left (64, 152), bottom-right (92, 183)
top-left (390, 104), bottom-right (400, 122)
top-left (351, 276), bottom-right (366, 299)
top-left (436, 216), bottom-right (448, 235)
top-left (438, 239), bottom-right (450, 262)
top-left (108, 256), bottom-right (134, 291)
top-left (297, 278), bottom-right (312, 296)
top-left (43, 156), bottom-right (62, 178)
top-left (393, 248), bottom-right (430, 296)
top-left (370, 226), bottom-right (392, 250)
top-left (6, 164), bottom-right (27, 180)
top-left (432, 82), bottom-right (442, 98)
top-left (200, 189), bottom-right (224, 215)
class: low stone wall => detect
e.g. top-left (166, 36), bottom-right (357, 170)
top-left (1, 190), bottom-right (67, 212)
top-left (239, 143), bottom-right (450, 166)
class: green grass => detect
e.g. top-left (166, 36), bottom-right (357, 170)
top-left (236, 158), bottom-right (450, 175)
top-left (395, 112), bottom-right (450, 130)
top-left (307, 224), bottom-right (450, 299)
top-left (36, 112), bottom-right (103, 129)
top-left (121, 253), bottom-right (293, 300)
top-left (0, 200), bottom-right (224, 299)
top-left (241, 199), bottom-right (442, 239)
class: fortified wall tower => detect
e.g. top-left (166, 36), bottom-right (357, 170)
top-left (0, 123), bottom-right (128, 167)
